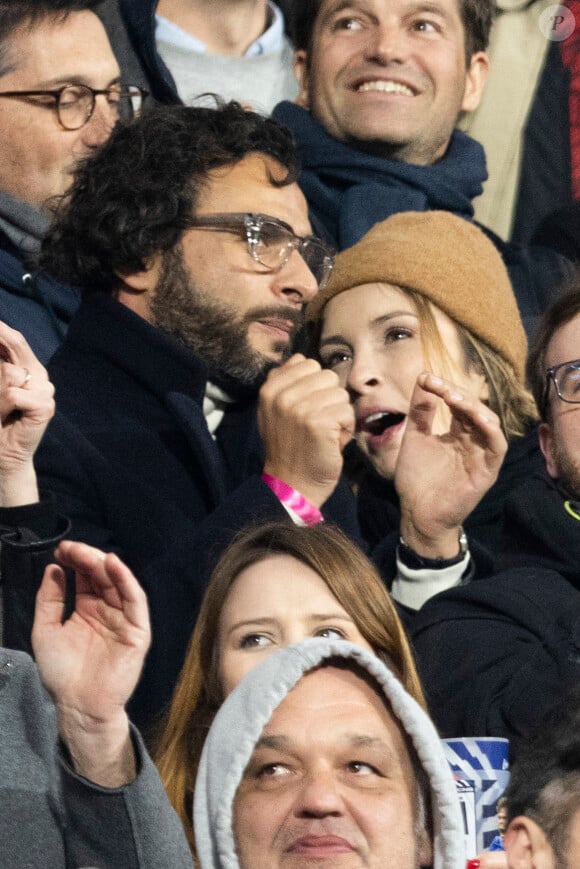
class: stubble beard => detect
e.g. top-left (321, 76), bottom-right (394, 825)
top-left (552, 440), bottom-right (580, 501)
top-left (150, 245), bottom-right (301, 393)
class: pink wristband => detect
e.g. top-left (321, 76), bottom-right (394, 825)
top-left (262, 474), bottom-right (323, 526)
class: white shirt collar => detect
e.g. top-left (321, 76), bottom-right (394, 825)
top-left (155, 2), bottom-right (285, 57)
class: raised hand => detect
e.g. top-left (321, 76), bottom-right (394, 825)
top-left (32, 541), bottom-right (151, 785)
top-left (396, 372), bottom-right (507, 559)
top-left (0, 322), bottom-right (55, 506)
top-left (258, 353), bottom-right (354, 508)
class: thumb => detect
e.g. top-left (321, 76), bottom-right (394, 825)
top-left (406, 374), bottom-right (438, 435)
top-left (32, 563), bottom-right (67, 641)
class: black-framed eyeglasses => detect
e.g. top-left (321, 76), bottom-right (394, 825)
top-left (0, 83), bottom-right (148, 130)
top-left (546, 358), bottom-right (580, 410)
top-left (188, 212), bottom-right (335, 290)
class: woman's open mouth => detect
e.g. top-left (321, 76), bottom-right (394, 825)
top-left (357, 410), bottom-right (406, 449)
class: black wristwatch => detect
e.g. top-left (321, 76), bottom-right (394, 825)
top-left (397, 530), bottom-right (468, 571)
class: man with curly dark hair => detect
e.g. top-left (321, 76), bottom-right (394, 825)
top-left (16, 101), bottom-right (356, 734)
top-left (0, 1), bottom-right (147, 361)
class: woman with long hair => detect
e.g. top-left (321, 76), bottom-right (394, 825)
top-left (155, 520), bottom-right (425, 856)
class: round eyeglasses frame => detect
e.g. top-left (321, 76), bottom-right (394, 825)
top-left (545, 357), bottom-right (580, 412)
top-left (0, 83), bottom-right (148, 130)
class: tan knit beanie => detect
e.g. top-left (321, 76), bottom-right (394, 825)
top-left (307, 211), bottom-right (527, 383)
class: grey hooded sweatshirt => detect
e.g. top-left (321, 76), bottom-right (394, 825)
top-left (194, 638), bottom-right (465, 868)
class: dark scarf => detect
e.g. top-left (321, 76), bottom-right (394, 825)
top-left (0, 190), bottom-right (48, 256)
top-left (272, 101), bottom-right (488, 249)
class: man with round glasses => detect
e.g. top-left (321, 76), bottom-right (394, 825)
top-left (6, 101), bottom-right (356, 732)
top-left (408, 284), bottom-right (580, 761)
top-left (0, 0), bottom-right (146, 362)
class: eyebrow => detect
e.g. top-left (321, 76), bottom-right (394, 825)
top-left (33, 74), bottom-right (122, 90)
top-left (254, 734), bottom-right (290, 750)
top-left (318, 0), bottom-right (371, 27)
top-left (319, 310), bottom-right (418, 348)
top-left (252, 733), bottom-right (394, 756)
top-left (225, 612), bottom-right (357, 636)
top-left (320, 0), bottom-right (451, 23)
top-left (407, 0), bottom-right (453, 18)
top-left (322, 0), bottom-right (362, 16)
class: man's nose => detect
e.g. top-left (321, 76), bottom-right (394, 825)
top-left (272, 248), bottom-right (319, 306)
top-left (82, 95), bottom-right (117, 148)
top-left (364, 20), bottom-right (408, 65)
top-left (294, 769), bottom-right (345, 818)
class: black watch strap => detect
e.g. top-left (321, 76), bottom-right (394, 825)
top-left (398, 531), bottom-right (468, 571)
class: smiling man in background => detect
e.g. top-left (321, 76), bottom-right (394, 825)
top-left (273, 0), bottom-right (571, 338)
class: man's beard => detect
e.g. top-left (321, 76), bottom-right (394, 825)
top-left (552, 440), bottom-right (580, 501)
top-left (150, 245), bottom-right (302, 395)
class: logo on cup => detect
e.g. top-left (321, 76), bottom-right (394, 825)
top-left (443, 737), bottom-right (510, 858)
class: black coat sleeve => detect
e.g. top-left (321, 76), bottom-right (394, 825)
top-left (410, 568), bottom-right (580, 759)
top-left (1, 498), bottom-right (70, 653)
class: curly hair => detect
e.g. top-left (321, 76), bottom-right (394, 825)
top-left (39, 101), bottom-right (301, 292)
top-left (289, 0), bottom-right (496, 61)
top-left (0, 1), bottom-right (100, 76)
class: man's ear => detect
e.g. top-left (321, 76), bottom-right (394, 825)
top-left (538, 421), bottom-right (559, 479)
top-left (461, 51), bottom-right (490, 113)
top-left (115, 254), bottom-right (162, 321)
top-left (504, 817), bottom-right (555, 868)
top-left (293, 49), bottom-right (311, 108)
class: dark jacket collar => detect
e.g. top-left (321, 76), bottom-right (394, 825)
top-left (118, 0), bottom-right (181, 104)
top-left (56, 292), bottom-right (208, 405)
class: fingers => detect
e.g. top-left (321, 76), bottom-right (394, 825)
top-left (54, 541), bottom-right (150, 635)
top-left (416, 372), bottom-right (498, 426)
top-left (260, 357), bottom-right (354, 453)
top-left (414, 372), bottom-right (506, 456)
top-left (261, 355), bottom-right (351, 419)
top-left (0, 326), bottom-right (54, 424)
top-left (0, 322), bottom-right (49, 378)
top-left (32, 563), bottom-right (68, 646)
top-left (0, 363), bottom-right (55, 420)
top-left (406, 376), bottom-right (439, 435)
top-left (259, 355), bottom-right (353, 505)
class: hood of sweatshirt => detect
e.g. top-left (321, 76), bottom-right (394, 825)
top-left (193, 638), bottom-right (465, 869)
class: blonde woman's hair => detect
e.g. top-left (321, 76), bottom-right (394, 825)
top-left (407, 290), bottom-right (537, 438)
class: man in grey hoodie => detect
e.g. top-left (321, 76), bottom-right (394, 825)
top-left (1, 536), bottom-right (193, 869)
top-left (194, 638), bottom-right (465, 868)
